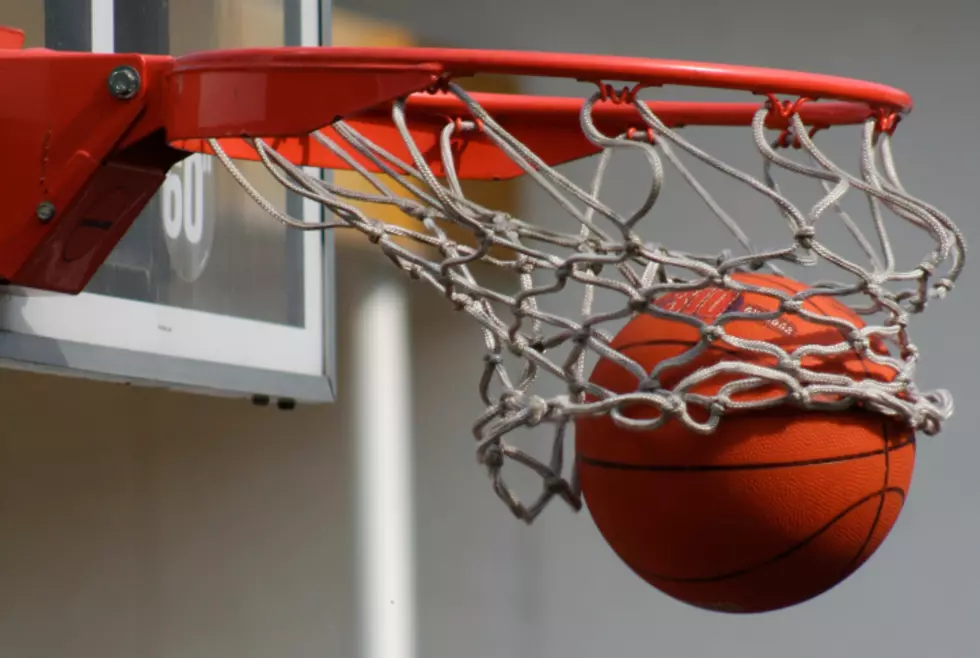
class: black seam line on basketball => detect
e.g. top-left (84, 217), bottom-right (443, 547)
top-left (840, 419), bottom-right (893, 579)
top-left (578, 437), bottom-right (914, 472)
top-left (734, 272), bottom-right (873, 378)
top-left (632, 486), bottom-right (907, 584)
top-left (734, 275), bottom-right (892, 580)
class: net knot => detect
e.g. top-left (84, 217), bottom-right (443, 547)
top-left (886, 314), bottom-right (909, 329)
top-left (525, 395), bottom-right (551, 425)
top-left (700, 324), bottom-right (725, 341)
top-left (791, 389), bottom-right (812, 406)
top-left (624, 235), bottom-right (645, 255)
top-left (779, 354), bottom-right (800, 371)
top-left (794, 225), bottom-right (816, 247)
top-left (490, 212), bottom-right (515, 232)
top-left (516, 255), bottom-right (535, 275)
top-left (863, 281), bottom-right (885, 299)
top-left (658, 395), bottom-right (683, 415)
top-left (544, 474), bottom-right (569, 496)
top-left (934, 278), bottom-right (953, 298)
top-left (780, 298), bottom-right (804, 314)
top-left (506, 339), bottom-right (528, 359)
top-left (920, 417), bottom-right (941, 436)
top-left (849, 333), bottom-right (871, 353)
top-left (363, 220), bottom-right (386, 243)
top-left (572, 327), bottom-right (593, 345)
top-left (480, 443), bottom-right (505, 469)
top-left (629, 297), bottom-right (653, 313)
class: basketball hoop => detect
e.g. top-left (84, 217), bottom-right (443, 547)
top-left (0, 38), bottom-right (965, 522)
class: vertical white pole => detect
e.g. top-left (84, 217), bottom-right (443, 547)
top-left (353, 273), bottom-right (416, 658)
top-left (90, 0), bottom-right (113, 53)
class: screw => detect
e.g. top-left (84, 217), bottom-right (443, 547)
top-left (107, 66), bottom-right (141, 100)
top-left (35, 202), bottom-right (55, 223)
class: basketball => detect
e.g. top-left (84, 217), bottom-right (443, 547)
top-left (575, 272), bottom-right (914, 613)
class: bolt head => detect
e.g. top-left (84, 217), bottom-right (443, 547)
top-left (107, 66), bottom-right (141, 100)
top-left (35, 202), bottom-right (55, 222)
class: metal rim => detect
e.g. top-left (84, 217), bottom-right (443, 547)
top-left (173, 46), bottom-right (913, 114)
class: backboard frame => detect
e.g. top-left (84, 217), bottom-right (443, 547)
top-left (0, 0), bottom-right (337, 405)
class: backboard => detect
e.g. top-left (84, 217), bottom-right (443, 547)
top-left (0, 0), bottom-right (334, 405)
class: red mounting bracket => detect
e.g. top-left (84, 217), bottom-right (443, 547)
top-left (0, 26), bottom-right (914, 294)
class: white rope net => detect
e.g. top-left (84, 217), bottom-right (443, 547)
top-left (205, 82), bottom-right (965, 522)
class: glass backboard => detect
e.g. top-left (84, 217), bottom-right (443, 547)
top-left (0, 0), bottom-right (334, 405)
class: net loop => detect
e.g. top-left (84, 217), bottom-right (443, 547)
top-left (204, 80), bottom-right (964, 522)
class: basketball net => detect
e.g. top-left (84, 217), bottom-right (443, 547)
top-left (206, 82), bottom-right (964, 522)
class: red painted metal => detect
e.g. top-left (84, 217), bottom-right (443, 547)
top-left (0, 26), bottom-right (24, 49)
top-left (171, 46), bottom-right (913, 114)
top-left (0, 29), bottom-right (915, 293)
top-left (0, 45), bottom-right (181, 292)
top-left (173, 95), bottom-right (888, 181)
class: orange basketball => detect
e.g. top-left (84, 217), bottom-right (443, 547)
top-left (575, 272), bottom-right (914, 613)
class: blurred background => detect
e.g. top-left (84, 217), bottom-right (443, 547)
top-left (0, 1), bottom-right (979, 657)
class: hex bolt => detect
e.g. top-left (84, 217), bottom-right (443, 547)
top-left (35, 202), bottom-right (55, 223)
top-left (107, 65), bottom-right (141, 100)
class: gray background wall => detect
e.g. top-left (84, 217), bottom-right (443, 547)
top-left (2, 0), bottom-right (979, 657)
